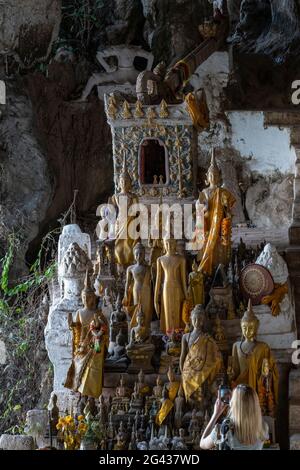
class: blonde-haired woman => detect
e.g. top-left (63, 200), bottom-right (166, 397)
top-left (200, 384), bottom-right (269, 450)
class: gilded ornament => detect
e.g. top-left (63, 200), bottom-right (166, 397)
top-left (159, 99), bottom-right (169, 118)
top-left (122, 100), bottom-right (132, 119)
top-left (134, 100), bottom-right (144, 118)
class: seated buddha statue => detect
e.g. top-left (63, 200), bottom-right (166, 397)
top-left (229, 299), bottom-right (279, 411)
top-left (126, 307), bottom-right (155, 373)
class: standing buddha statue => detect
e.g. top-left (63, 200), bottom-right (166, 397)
top-left (154, 238), bottom-right (188, 335)
top-left (123, 242), bottom-right (154, 329)
top-left (188, 259), bottom-right (205, 307)
top-left (198, 148), bottom-right (236, 276)
top-left (64, 271), bottom-right (109, 398)
top-left (229, 299), bottom-right (278, 411)
top-left (180, 305), bottom-right (222, 404)
top-left (111, 160), bottom-right (139, 269)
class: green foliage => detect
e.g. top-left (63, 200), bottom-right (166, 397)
top-left (0, 228), bottom-right (59, 433)
top-left (59, 0), bottom-right (105, 55)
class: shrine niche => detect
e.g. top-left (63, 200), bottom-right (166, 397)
top-left (104, 95), bottom-right (197, 201)
top-left (139, 138), bottom-right (169, 187)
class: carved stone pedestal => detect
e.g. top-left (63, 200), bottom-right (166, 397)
top-left (127, 344), bottom-right (155, 374)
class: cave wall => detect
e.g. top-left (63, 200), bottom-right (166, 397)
top-left (190, 51), bottom-right (294, 234)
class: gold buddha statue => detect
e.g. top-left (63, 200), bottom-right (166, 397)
top-left (257, 358), bottom-right (277, 417)
top-left (188, 259), bottom-right (205, 307)
top-left (154, 238), bottom-right (188, 335)
top-left (64, 271), bottom-right (109, 398)
top-left (180, 305), bottom-right (222, 403)
top-left (111, 160), bottom-right (139, 268)
top-left (123, 242), bottom-right (154, 329)
top-left (229, 299), bottom-right (279, 411)
top-left (156, 365), bottom-right (180, 426)
top-left (198, 148), bottom-right (235, 276)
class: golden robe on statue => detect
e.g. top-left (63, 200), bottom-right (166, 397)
top-left (182, 334), bottom-right (222, 400)
top-left (65, 314), bottom-right (108, 399)
top-left (199, 187), bottom-right (235, 276)
top-left (232, 342), bottom-right (279, 407)
top-left (112, 192), bottom-right (139, 267)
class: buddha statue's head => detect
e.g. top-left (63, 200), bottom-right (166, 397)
top-left (133, 242), bottom-right (145, 264)
top-left (241, 299), bottom-right (259, 342)
top-left (82, 270), bottom-right (97, 310)
top-left (206, 148), bottom-right (222, 188)
top-left (191, 304), bottom-right (206, 331)
top-left (164, 238), bottom-right (177, 255)
top-left (167, 365), bottom-right (176, 383)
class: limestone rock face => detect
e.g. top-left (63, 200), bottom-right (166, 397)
top-left (0, 0), bottom-right (61, 67)
top-left (141, 0), bottom-right (212, 63)
top-left (229, 0), bottom-right (300, 60)
top-left (246, 174), bottom-right (293, 229)
top-left (0, 434), bottom-right (35, 450)
top-left (0, 82), bottom-right (52, 278)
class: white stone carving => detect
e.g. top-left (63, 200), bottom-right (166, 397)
top-left (81, 45), bottom-right (154, 100)
top-left (256, 243), bottom-right (289, 284)
top-left (45, 243), bottom-right (92, 393)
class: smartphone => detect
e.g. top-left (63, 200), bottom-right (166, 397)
top-left (219, 385), bottom-right (231, 404)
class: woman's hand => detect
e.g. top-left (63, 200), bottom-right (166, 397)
top-left (213, 389), bottom-right (228, 419)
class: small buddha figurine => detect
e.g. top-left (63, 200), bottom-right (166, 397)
top-left (153, 174), bottom-right (158, 185)
top-left (116, 375), bottom-right (128, 398)
top-left (84, 397), bottom-right (97, 420)
top-left (129, 388), bottom-right (143, 416)
top-left (174, 384), bottom-right (185, 429)
top-left (136, 369), bottom-right (151, 396)
top-left (213, 314), bottom-right (226, 342)
top-left (197, 148), bottom-right (236, 275)
top-left (180, 305), bottom-right (222, 404)
top-left (111, 161), bottom-right (139, 270)
top-left (64, 270), bottom-right (109, 398)
top-left (127, 307), bottom-right (151, 347)
top-left (111, 295), bottom-right (127, 323)
top-left (152, 375), bottom-right (163, 399)
top-left (126, 307), bottom-right (155, 373)
top-left (188, 260), bottom-right (205, 307)
top-left (188, 409), bottom-right (200, 437)
top-left (48, 392), bottom-right (59, 436)
top-left (171, 428), bottom-right (188, 450)
top-left (123, 242), bottom-right (154, 329)
top-left (230, 299), bottom-right (279, 409)
top-left (156, 366), bottom-right (180, 426)
top-left (257, 358), bottom-right (277, 417)
top-left (154, 238), bottom-right (188, 335)
top-left (97, 395), bottom-right (108, 423)
top-left (113, 421), bottom-right (128, 450)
